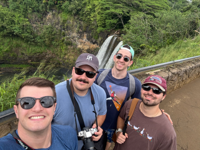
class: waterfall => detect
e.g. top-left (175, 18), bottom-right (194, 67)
top-left (96, 35), bottom-right (123, 69)
top-left (104, 41), bottom-right (123, 69)
top-left (96, 36), bottom-right (113, 68)
top-left (98, 36), bottom-right (118, 69)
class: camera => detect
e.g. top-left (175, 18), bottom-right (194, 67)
top-left (78, 127), bottom-right (97, 150)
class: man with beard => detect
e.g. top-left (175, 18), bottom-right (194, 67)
top-left (114, 75), bottom-right (176, 150)
top-left (95, 45), bottom-right (141, 150)
top-left (53, 53), bottom-right (107, 150)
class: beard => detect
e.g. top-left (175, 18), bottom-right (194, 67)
top-left (141, 94), bottom-right (162, 107)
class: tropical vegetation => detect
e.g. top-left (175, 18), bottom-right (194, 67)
top-left (1, 0), bottom-right (200, 111)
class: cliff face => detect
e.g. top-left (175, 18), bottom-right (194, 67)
top-left (30, 10), bottom-right (110, 52)
top-left (0, 3), bottom-right (121, 72)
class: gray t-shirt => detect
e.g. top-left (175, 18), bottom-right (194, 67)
top-left (114, 100), bottom-right (177, 150)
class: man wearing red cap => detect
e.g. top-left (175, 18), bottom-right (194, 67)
top-left (114, 75), bottom-right (177, 150)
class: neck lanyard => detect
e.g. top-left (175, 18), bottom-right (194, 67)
top-left (11, 130), bottom-right (34, 150)
top-left (66, 80), bottom-right (98, 134)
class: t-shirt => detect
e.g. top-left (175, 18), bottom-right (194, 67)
top-left (0, 124), bottom-right (78, 150)
top-left (52, 79), bottom-right (107, 150)
top-left (114, 100), bottom-right (177, 150)
top-left (95, 69), bottom-right (141, 130)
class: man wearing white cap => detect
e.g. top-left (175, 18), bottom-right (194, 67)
top-left (95, 44), bottom-right (142, 150)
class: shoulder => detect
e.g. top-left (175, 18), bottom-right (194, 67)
top-left (0, 134), bottom-right (19, 149)
top-left (124, 99), bottom-right (141, 110)
top-left (133, 76), bottom-right (141, 85)
top-left (52, 124), bottom-right (77, 138)
top-left (98, 69), bottom-right (106, 74)
top-left (55, 80), bottom-right (67, 90)
top-left (95, 69), bottom-right (107, 83)
top-left (91, 83), bottom-right (106, 94)
top-left (0, 134), bottom-right (14, 143)
top-left (130, 75), bottom-right (141, 86)
top-left (160, 114), bottom-right (177, 138)
top-left (51, 124), bottom-right (78, 149)
top-left (56, 80), bottom-right (67, 87)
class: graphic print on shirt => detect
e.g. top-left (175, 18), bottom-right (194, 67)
top-left (128, 121), bottom-right (153, 142)
top-left (105, 81), bottom-right (128, 111)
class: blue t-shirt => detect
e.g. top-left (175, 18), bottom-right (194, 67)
top-left (0, 124), bottom-right (78, 150)
top-left (95, 69), bottom-right (141, 130)
top-left (53, 79), bottom-right (107, 150)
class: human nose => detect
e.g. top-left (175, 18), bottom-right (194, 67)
top-left (32, 99), bottom-right (43, 111)
top-left (148, 88), bottom-right (155, 95)
top-left (80, 71), bottom-right (88, 79)
top-left (118, 56), bottom-right (124, 61)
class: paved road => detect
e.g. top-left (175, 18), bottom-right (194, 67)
top-left (160, 77), bottom-right (200, 150)
top-left (109, 77), bottom-right (200, 150)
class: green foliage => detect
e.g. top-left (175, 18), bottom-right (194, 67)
top-left (0, 62), bottom-right (61, 112)
top-left (129, 35), bottom-right (200, 70)
top-left (80, 0), bottom-right (170, 33)
top-left (61, 0), bottom-right (82, 15)
top-left (123, 10), bottom-right (199, 54)
top-left (0, 5), bottom-right (33, 40)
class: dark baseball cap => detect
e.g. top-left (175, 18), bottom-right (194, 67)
top-left (143, 75), bottom-right (167, 92)
top-left (75, 53), bottom-right (99, 71)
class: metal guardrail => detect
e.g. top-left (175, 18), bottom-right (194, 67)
top-left (0, 108), bottom-right (15, 125)
top-left (128, 55), bottom-right (200, 74)
top-left (1, 55), bottom-right (200, 123)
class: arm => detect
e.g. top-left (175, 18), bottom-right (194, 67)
top-left (158, 136), bottom-right (176, 150)
top-left (92, 114), bottom-right (106, 141)
top-left (115, 116), bottom-right (128, 144)
top-left (131, 77), bottom-right (141, 99)
top-left (96, 114), bottom-right (106, 127)
top-left (161, 109), bottom-right (173, 125)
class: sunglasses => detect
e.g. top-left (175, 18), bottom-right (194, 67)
top-left (17, 96), bottom-right (56, 109)
top-left (142, 84), bottom-right (163, 95)
top-left (75, 67), bottom-right (97, 78)
top-left (116, 53), bottom-right (130, 62)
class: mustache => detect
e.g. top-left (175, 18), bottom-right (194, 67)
top-left (76, 78), bottom-right (89, 84)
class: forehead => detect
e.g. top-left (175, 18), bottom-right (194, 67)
top-left (20, 86), bottom-right (54, 98)
top-left (117, 49), bottom-right (132, 58)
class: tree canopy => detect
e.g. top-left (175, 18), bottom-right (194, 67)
top-left (0, 0), bottom-right (200, 54)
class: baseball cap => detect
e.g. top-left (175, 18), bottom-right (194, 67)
top-left (143, 75), bottom-right (167, 92)
top-left (75, 53), bottom-right (99, 71)
top-left (117, 44), bottom-right (134, 59)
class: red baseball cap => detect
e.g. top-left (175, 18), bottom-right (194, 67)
top-left (143, 75), bottom-right (167, 92)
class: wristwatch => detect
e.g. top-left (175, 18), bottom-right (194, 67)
top-left (115, 128), bottom-right (123, 134)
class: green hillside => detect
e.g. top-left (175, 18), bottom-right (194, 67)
top-left (1, 0), bottom-right (200, 112)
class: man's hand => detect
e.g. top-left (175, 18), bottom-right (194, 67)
top-left (91, 124), bottom-right (103, 141)
top-left (161, 109), bottom-right (173, 125)
top-left (116, 132), bottom-right (128, 144)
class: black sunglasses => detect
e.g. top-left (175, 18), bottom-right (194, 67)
top-left (142, 84), bottom-right (163, 95)
top-left (116, 53), bottom-right (130, 62)
top-left (75, 67), bottom-right (97, 78)
top-left (17, 96), bottom-right (56, 109)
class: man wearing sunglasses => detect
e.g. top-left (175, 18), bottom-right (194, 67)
top-left (114, 75), bottom-right (176, 150)
top-left (0, 77), bottom-right (78, 150)
top-left (53, 53), bottom-right (107, 150)
top-left (95, 44), bottom-right (142, 150)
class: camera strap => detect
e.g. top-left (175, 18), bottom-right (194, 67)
top-left (11, 130), bottom-right (34, 150)
top-left (66, 80), bottom-right (97, 132)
